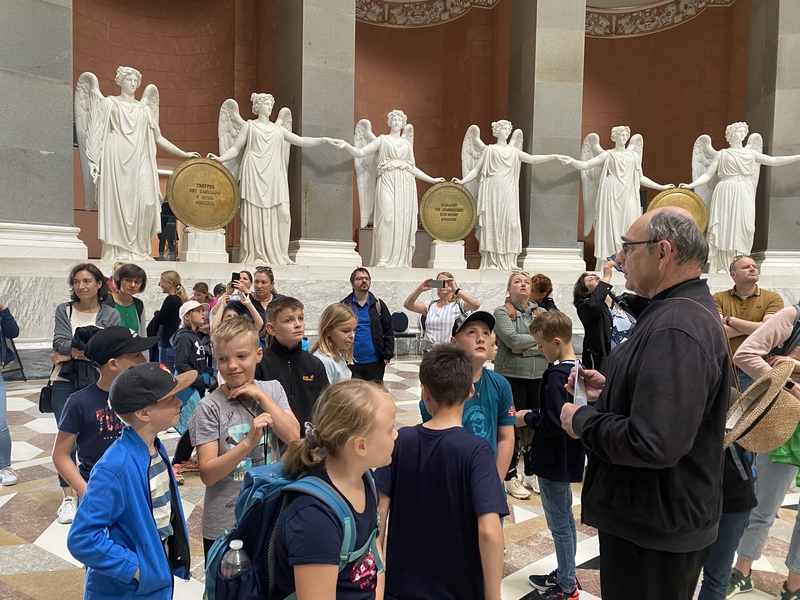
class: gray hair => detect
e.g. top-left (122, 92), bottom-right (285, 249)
top-left (610, 125), bottom-right (631, 142)
top-left (251, 93), bottom-right (275, 115)
top-left (491, 120), bottom-right (512, 138)
top-left (115, 66), bottom-right (142, 87)
top-left (646, 210), bottom-right (708, 268)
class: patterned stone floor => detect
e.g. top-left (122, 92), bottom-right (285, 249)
top-left (1, 356), bottom-right (796, 599)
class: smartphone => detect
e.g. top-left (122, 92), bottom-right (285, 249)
top-left (429, 279), bottom-right (446, 288)
top-left (573, 360), bottom-right (588, 406)
top-left (231, 272), bottom-right (240, 283)
top-left (606, 254), bottom-right (623, 272)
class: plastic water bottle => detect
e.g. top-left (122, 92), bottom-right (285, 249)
top-left (220, 540), bottom-right (250, 578)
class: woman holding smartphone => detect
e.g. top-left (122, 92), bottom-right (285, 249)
top-left (403, 272), bottom-right (480, 350)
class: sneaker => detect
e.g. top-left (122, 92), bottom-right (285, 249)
top-left (529, 569), bottom-right (559, 592)
top-left (540, 586), bottom-right (580, 600)
top-left (523, 474), bottom-right (540, 494)
top-left (778, 583), bottom-right (800, 600)
top-left (0, 467), bottom-right (18, 486)
top-left (57, 496), bottom-right (77, 525)
top-left (180, 458), bottom-right (200, 472)
top-left (726, 568), bottom-right (753, 598)
top-left (506, 477), bottom-right (531, 500)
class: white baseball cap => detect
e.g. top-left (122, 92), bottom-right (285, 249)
top-left (179, 300), bottom-right (210, 320)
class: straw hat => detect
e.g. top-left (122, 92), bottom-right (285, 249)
top-left (724, 361), bottom-right (800, 453)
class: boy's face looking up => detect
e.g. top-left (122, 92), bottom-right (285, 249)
top-left (451, 322), bottom-right (493, 365)
top-left (215, 334), bottom-right (263, 389)
top-left (138, 393), bottom-right (182, 430)
top-left (532, 332), bottom-right (561, 364)
top-left (267, 308), bottom-right (305, 348)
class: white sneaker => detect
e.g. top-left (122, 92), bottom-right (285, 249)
top-left (523, 475), bottom-right (540, 494)
top-left (57, 496), bottom-right (77, 524)
top-left (505, 477), bottom-right (532, 500)
top-left (0, 467), bottom-right (17, 486)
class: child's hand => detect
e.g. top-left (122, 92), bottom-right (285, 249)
top-left (225, 382), bottom-right (262, 404)
top-left (246, 413), bottom-right (273, 448)
top-left (516, 409), bottom-right (531, 427)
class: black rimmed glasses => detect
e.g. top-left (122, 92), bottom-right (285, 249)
top-left (620, 239), bottom-right (660, 253)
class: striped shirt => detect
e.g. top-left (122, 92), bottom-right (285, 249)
top-left (149, 451), bottom-right (173, 540)
top-left (425, 299), bottom-right (465, 345)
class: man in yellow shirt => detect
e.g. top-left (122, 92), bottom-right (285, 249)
top-left (714, 255), bottom-right (784, 389)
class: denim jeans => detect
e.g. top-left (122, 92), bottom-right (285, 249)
top-left (698, 510), bottom-right (752, 600)
top-left (0, 374), bottom-right (11, 470)
top-left (738, 452), bottom-right (800, 573)
top-left (159, 346), bottom-right (176, 374)
top-left (735, 367), bottom-right (755, 391)
top-left (51, 379), bottom-right (76, 488)
top-left (539, 477), bottom-right (578, 593)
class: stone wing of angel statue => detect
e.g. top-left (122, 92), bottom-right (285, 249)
top-left (218, 99), bottom-right (246, 180)
top-left (403, 123), bottom-right (415, 150)
top-left (74, 72), bottom-right (105, 210)
top-left (746, 133), bottom-right (763, 192)
top-left (354, 119), bottom-right (377, 228)
top-left (579, 133), bottom-right (604, 236)
top-left (275, 107), bottom-right (293, 172)
top-left (690, 135), bottom-right (718, 209)
top-left (460, 125), bottom-right (487, 200)
top-left (510, 129), bottom-right (523, 151)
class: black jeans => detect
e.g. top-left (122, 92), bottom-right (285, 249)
top-left (503, 376), bottom-right (541, 480)
top-left (172, 430), bottom-right (194, 466)
top-left (349, 360), bottom-right (386, 384)
top-left (599, 531), bottom-right (712, 600)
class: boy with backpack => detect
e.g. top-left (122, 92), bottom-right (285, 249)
top-left (376, 344), bottom-right (507, 600)
top-left (518, 310), bottom-right (585, 600)
top-left (67, 363), bottom-right (194, 600)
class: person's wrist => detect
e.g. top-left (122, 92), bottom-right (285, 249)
top-left (726, 316), bottom-right (731, 326)
top-left (454, 288), bottom-right (461, 297)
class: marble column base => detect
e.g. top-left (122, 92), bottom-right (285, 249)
top-left (180, 227), bottom-right (229, 263)
top-left (751, 250), bottom-right (800, 277)
top-left (427, 240), bottom-right (466, 269)
top-left (0, 221), bottom-right (88, 260)
top-left (288, 239), bottom-right (362, 268)
top-left (518, 246), bottom-right (585, 272)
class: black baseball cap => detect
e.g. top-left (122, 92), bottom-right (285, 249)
top-left (213, 283), bottom-right (226, 295)
top-left (452, 311), bottom-right (496, 337)
top-left (109, 363), bottom-right (197, 414)
top-left (84, 327), bottom-right (159, 367)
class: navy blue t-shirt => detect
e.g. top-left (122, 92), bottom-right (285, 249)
top-left (57, 384), bottom-right (124, 481)
top-left (374, 425), bottom-right (509, 600)
top-left (273, 469), bottom-right (379, 600)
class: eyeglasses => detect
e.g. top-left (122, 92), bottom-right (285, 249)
top-left (620, 239), bottom-right (660, 253)
top-left (255, 266), bottom-right (273, 273)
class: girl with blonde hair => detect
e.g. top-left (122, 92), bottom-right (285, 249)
top-left (311, 304), bottom-right (358, 384)
top-left (146, 270), bottom-right (188, 370)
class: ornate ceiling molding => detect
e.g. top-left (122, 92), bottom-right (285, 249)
top-left (355, 0), bottom-right (497, 28)
top-left (586, 0), bottom-right (736, 38)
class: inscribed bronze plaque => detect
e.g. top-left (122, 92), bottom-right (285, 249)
top-left (419, 182), bottom-right (477, 242)
top-left (166, 158), bottom-right (239, 231)
top-left (647, 188), bottom-right (708, 233)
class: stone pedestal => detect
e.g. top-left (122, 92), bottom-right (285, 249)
top-left (427, 240), bottom-right (467, 269)
top-left (180, 227), bottom-right (229, 263)
top-left (289, 239), bottom-right (361, 268)
top-left (0, 222), bottom-right (88, 260)
top-left (751, 250), bottom-right (800, 277)
top-left (518, 247), bottom-right (585, 272)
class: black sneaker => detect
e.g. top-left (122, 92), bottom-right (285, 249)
top-left (529, 569), bottom-right (558, 592)
top-left (539, 587), bottom-right (580, 600)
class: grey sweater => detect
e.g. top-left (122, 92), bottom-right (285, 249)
top-left (493, 297), bottom-right (548, 380)
top-left (52, 302), bottom-right (120, 355)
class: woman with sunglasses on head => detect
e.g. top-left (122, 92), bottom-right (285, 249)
top-left (250, 266), bottom-right (285, 325)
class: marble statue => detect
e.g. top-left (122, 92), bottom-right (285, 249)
top-left (680, 122), bottom-right (800, 273)
top-left (75, 67), bottom-right (200, 261)
top-left (563, 126), bottom-right (673, 264)
top-left (208, 93), bottom-right (328, 265)
top-left (331, 110), bottom-right (445, 268)
top-left (454, 121), bottom-right (566, 270)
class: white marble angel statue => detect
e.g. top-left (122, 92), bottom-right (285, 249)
top-left (74, 67), bottom-right (200, 260)
top-left (563, 126), bottom-right (673, 264)
top-left (454, 120), bottom-right (567, 270)
top-left (680, 122), bottom-right (800, 273)
top-left (330, 110), bottom-right (445, 268)
top-left (208, 93), bottom-right (329, 265)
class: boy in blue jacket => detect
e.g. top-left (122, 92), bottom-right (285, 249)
top-left (67, 363), bottom-right (196, 600)
top-left (518, 310), bottom-right (585, 600)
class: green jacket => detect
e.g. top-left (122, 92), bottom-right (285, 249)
top-left (493, 297), bottom-right (548, 380)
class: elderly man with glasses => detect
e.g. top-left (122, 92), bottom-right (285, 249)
top-left (560, 208), bottom-right (730, 600)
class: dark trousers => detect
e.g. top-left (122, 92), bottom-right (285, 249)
top-left (204, 537), bottom-right (215, 561)
top-left (504, 376), bottom-right (541, 480)
top-left (172, 430), bottom-right (194, 466)
top-left (698, 510), bottom-right (752, 600)
top-left (52, 380), bottom-right (77, 488)
top-left (599, 531), bottom-right (712, 600)
top-left (349, 360), bottom-right (386, 384)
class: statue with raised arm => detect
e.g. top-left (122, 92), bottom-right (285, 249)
top-left (563, 126), bottom-right (673, 265)
top-left (680, 122), bottom-right (800, 273)
top-left (75, 67), bottom-right (200, 260)
top-left (208, 93), bottom-right (329, 265)
top-left (330, 110), bottom-right (445, 268)
top-left (454, 121), bottom-right (567, 270)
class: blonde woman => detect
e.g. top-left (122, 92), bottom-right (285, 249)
top-left (403, 272), bottom-right (480, 349)
top-left (146, 270), bottom-right (188, 371)
top-left (311, 304), bottom-right (358, 384)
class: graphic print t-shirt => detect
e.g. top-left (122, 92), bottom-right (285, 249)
top-left (273, 469), bottom-right (379, 600)
top-left (58, 384), bottom-right (123, 481)
top-left (188, 379), bottom-right (290, 540)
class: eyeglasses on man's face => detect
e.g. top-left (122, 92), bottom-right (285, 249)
top-left (620, 239), bottom-right (660, 253)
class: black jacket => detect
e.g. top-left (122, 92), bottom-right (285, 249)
top-left (169, 328), bottom-right (212, 393)
top-left (254, 340), bottom-right (330, 434)
top-left (524, 361), bottom-right (585, 483)
top-left (341, 292), bottom-right (394, 362)
top-left (572, 278), bottom-right (729, 553)
top-left (147, 294), bottom-right (182, 349)
top-left (0, 307), bottom-right (20, 366)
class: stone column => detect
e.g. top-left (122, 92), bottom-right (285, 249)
top-left (0, 0), bottom-right (87, 260)
top-left (274, 0), bottom-right (361, 267)
top-left (508, 0), bottom-right (586, 271)
top-left (747, 0), bottom-right (800, 277)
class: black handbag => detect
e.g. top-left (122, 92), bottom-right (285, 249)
top-left (39, 367), bottom-right (55, 413)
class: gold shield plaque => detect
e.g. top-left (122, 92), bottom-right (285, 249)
top-left (647, 188), bottom-right (708, 233)
top-left (166, 158), bottom-right (239, 231)
top-left (419, 182), bottom-right (477, 242)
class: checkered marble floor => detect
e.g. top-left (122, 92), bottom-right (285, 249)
top-left (1, 357), bottom-right (796, 599)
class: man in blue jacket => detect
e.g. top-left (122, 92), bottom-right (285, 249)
top-left (67, 363), bottom-right (196, 599)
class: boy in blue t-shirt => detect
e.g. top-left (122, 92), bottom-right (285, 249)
top-left (377, 344), bottom-right (508, 600)
top-left (518, 310), bottom-right (586, 600)
top-left (420, 311), bottom-right (516, 481)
